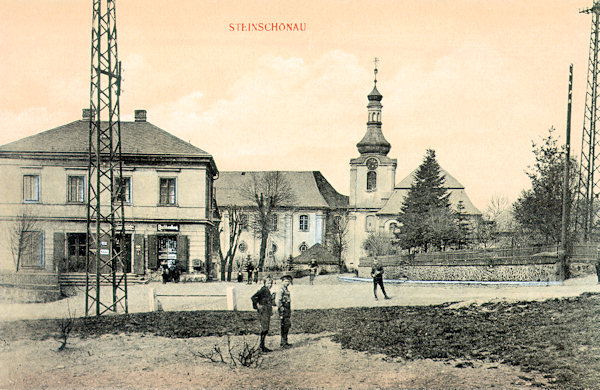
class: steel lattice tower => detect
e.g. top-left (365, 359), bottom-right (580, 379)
top-left (575, 0), bottom-right (600, 242)
top-left (85, 0), bottom-right (128, 316)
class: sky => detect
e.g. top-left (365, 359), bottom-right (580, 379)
top-left (0, 0), bottom-right (596, 211)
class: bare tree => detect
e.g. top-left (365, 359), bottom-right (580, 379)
top-left (329, 213), bottom-right (348, 268)
top-left (10, 207), bottom-right (38, 272)
top-left (215, 206), bottom-right (243, 281)
top-left (239, 172), bottom-right (294, 271)
top-left (485, 193), bottom-right (510, 221)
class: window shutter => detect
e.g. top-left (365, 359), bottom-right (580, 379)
top-left (54, 232), bottom-right (65, 273)
top-left (148, 235), bottom-right (158, 270)
top-left (177, 235), bottom-right (189, 272)
top-left (133, 234), bottom-right (145, 274)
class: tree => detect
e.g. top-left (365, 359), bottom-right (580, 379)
top-left (362, 232), bottom-right (396, 256)
top-left (215, 206), bottom-right (243, 281)
top-left (455, 200), bottom-right (471, 249)
top-left (485, 193), bottom-right (510, 221)
top-left (10, 207), bottom-right (38, 272)
top-left (513, 127), bottom-right (576, 244)
top-left (239, 172), bottom-right (294, 271)
top-left (425, 207), bottom-right (461, 251)
top-left (328, 213), bottom-right (348, 268)
top-left (396, 149), bottom-right (452, 252)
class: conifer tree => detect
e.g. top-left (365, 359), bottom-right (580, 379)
top-left (396, 149), bottom-right (451, 251)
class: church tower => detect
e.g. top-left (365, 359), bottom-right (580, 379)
top-left (347, 59), bottom-right (397, 267)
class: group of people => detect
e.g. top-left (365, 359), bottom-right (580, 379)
top-left (250, 257), bottom-right (390, 353)
top-left (250, 273), bottom-right (293, 352)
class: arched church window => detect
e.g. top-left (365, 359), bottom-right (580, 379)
top-left (365, 215), bottom-right (376, 232)
top-left (367, 171), bottom-right (377, 191)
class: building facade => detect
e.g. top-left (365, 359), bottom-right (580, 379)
top-left (0, 109), bottom-right (218, 275)
top-left (214, 171), bottom-right (348, 272)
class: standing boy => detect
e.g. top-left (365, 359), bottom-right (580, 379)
top-left (277, 274), bottom-right (293, 348)
top-left (251, 276), bottom-right (275, 352)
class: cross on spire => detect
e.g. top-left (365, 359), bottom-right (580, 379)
top-left (373, 57), bottom-right (379, 84)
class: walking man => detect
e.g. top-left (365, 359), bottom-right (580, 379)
top-left (309, 258), bottom-right (318, 285)
top-left (251, 276), bottom-right (275, 352)
top-left (277, 274), bottom-right (293, 348)
top-left (246, 260), bottom-right (255, 284)
top-left (371, 258), bottom-right (390, 300)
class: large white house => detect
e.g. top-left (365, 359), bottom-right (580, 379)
top-left (0, 109), bottom-right (218, 275)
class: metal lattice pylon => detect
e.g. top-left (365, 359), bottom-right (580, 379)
top-left (575, 0), bottom-right (600, 242)
top-left (85, 0), bottom-right (127, 316)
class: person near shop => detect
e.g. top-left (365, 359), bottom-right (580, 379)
top-left (251, 276), bottom-right (275, 352)
top-left (277, 274), bottom-right (293, 348)
top-left (371, 258), bottom-right (390, 300)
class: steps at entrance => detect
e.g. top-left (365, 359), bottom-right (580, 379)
top-left (59, 273), bottom-right (148, 286)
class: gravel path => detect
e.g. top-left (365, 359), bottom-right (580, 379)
top-left (1, 273), bottom-right (599, 322)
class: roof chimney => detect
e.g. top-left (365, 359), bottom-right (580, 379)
top-left (134, 110), bottom-right (147, 122)
top-left (82, 108), bottom-right (92, 121)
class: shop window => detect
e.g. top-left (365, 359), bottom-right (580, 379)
top-left (23, 175), bottom-right (40, 203)
top-left (366, 171), bottom-right (377, 191)
top-left (20, 231), bottom-right (44, 268)
top-left (159, 178), bottom-right (177, 205)
top-left (299, 215), bottom-right (309, 232)
top-left (66, 233), bottom-right (87, 272)
top-left (158, 236), bottom-right (177, 264)
top-left (67, 176), bottom-right (85, 203)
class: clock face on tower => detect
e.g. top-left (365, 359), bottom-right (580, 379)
top-left (366, 157), bottom-right (379, 170)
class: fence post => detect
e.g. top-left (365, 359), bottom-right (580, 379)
top-left (226, 286), bottom-right (237, 311)
top-left (149, 288), bottom-right (158, 312)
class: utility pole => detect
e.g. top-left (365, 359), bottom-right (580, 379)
top-left (561, 65), bottom-right (573, 279)
top-left (85, 0), bottom-right (128, 316)
top-left (575, 0), bottom-right (600, 242)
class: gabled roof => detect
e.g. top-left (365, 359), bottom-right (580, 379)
top-left (0, 119), bottom-right (210, 157)
top-left (215, 171), bottom-right (348, 209)
top-left (378, 167), bottom-right (481, 216)
top-left (292, 243), bottom-right (339, 265)
top-left (395, 167), bottom-right (464, 189)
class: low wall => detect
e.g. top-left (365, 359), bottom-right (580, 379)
top-left (0, 271), bottom-right (61, 303)
top-left (358, 261), bottom-right (560, 282)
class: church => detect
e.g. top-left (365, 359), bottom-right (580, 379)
top-left (345, 65), bottom-right (482, 268)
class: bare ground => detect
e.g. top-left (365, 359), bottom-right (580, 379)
top-left (1, 274), bottom-right (599, 389)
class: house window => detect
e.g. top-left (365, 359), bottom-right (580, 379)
top-left (299, 215), bottom-right (309, 232)
top-left (20, 231), bottom-right (44, 268)
top-left (116, 177), bottom-right (132, 204)
top-left (159, 178), bottom-right (176, 205)
top-left (67, 176), bottom-right (85, 203)
top-left (239, 214), bottom-right (249, 230)
top-left (366, 171), bottom-right (377, 191)
top-left (270, 214), bottom-right (278, 231)
top-left (299, 242), bottom-right (308, 252)
top-left (238, 241), bottom-right (247, 253)
top-left (23, 175), bottom-right (40, 203)
top-left (389, 222), bottom-right (398, 234)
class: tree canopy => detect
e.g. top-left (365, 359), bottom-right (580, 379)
top-left (396, 149), bottom-right (454, 251)
top-left (513, 127), bottom-right (575, 244)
